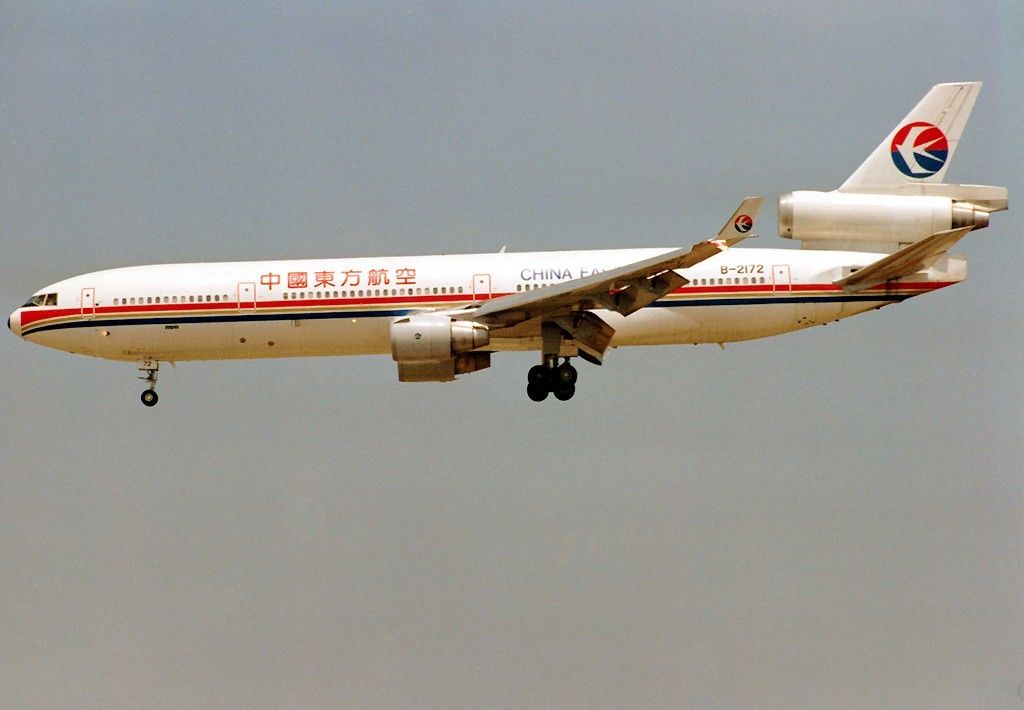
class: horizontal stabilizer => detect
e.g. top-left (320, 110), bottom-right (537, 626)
top-left (834, 226), bottom-right (973, 292)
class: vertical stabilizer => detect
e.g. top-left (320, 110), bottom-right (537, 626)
top-left (839, 82), bottom-right (980, 192)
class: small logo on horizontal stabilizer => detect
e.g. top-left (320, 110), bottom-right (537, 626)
top-left (733, 214), bottom-right (753, 233)
top-left (891, 122), bottom-right (948, 178)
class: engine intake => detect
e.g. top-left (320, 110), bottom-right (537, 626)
top-left (390, 313), bottom-right (490, 382)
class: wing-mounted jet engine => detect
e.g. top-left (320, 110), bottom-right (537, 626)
top-left (390, 313), bottom-right (491, 382)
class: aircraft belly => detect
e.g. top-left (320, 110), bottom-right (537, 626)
top-left (610, 302), bottom-right (809, 345)
top-left (486, 300), bottom-right (832, 351)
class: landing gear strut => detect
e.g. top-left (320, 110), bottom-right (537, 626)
top-left (138, 361), bottom-right (159, 407)
top-left (527, 359), bottom-right (577, 402)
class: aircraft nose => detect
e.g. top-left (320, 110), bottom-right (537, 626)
top-left (8, 309), bottom-right (21, 337)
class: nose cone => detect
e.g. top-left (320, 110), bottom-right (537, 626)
top-left (8, 309), bottom-right (22, 337)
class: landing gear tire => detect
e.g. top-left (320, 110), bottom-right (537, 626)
top-left (555, 362), bottom-right (577, 385)
top-left (526, 357), bottom-right (578, 401)
top-left (527, 365), bottom-right (549, 385)
top-left (141, 389), bottom-right (159, 407)
top-left (527, 382), bottom-right (549, 402)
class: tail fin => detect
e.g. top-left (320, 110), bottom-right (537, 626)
top-left (839, 82), bottom-right (980, 191)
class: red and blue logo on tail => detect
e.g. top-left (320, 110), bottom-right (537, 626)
top-left (733, 214), bottom-right (753, 233)
top-left (890, 122), bottom-right (948, 178)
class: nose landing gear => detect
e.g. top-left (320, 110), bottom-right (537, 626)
top-left (138, 360), bottom-right (159, 407)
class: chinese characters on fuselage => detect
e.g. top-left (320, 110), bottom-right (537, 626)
top-left (260, 267), bottom-right (417, 292)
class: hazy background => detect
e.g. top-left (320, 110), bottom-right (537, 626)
top-left (1, 3), bottom-right (1022, 709)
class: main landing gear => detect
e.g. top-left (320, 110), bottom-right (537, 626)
top-left (138, 360), bottom-right (159, 407)
top-left (527, 357), bottom-right (578, 402)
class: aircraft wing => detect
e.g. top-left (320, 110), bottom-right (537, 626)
top-left (462, 197), bottom-right (764, 328)
top-left (834, 226), bottom-right (973, 292)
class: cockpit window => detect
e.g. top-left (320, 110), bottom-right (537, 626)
top-left (21, 293), bottom-right (57, 308)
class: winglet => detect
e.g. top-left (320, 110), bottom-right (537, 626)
top-left (715, 197), bottom-right (764, 244)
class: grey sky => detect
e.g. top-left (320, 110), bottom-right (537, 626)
top-left (1, 3), bottom-right (1022, 709)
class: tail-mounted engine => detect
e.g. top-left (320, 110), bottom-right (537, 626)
top-left (778, 182), bottom-right (1007, 253)
top-left (390, 313), bottom-right (491, 382)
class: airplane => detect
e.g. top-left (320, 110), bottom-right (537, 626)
top-left (7, 82), bottom-right (1008, 406)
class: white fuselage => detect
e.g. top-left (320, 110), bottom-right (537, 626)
top-left (9, 246), bottom-right (963, 364)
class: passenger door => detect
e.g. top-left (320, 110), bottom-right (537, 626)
top-left (80, 287), bottom-right (96, 319)
top-left (473, 274), bottom-right (492, 300)
top-left (771, 265), bottom-right (792, 292)
top-left (237, 282), bottom-right (256, 311)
